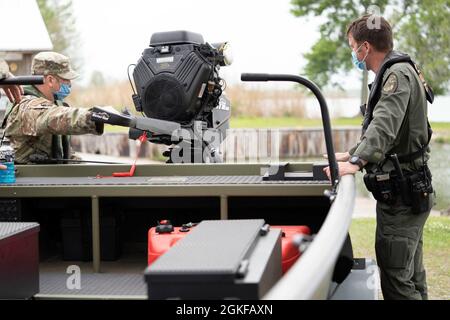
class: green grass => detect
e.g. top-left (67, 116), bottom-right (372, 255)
top-left (350, 216), bottom-right (450, 300)
top-left (104, 117), bottom-right (363, 131)
top-left (104, 124), bottom-right (130, 133)
top-left (230, 117), bottom-right (363, 128)
top-left (231, 117), bottom-right (450, 130)
top-left (429, 122), bottom-right (450, 131)
top-left (103, 117), bottom-right (450, 132)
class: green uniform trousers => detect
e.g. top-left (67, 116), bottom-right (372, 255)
top-left (375, 197), bottom-right (432, 300)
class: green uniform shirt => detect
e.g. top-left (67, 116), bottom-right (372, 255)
top-left (350, 54), bottom-right (430, 173)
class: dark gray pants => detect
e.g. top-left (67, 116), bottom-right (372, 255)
top-left (375, 197), bottom-right (431, 300)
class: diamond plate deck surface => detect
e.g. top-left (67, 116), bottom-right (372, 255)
top-left (6, 175), bottom-right (330, 186)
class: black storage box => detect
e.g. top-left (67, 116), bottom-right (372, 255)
top-left (0, 199), bottom-right (21, 222)
top-left (61, 215), bottom-right (121, 261)
top-left (0, 223), bottom-right (40, 299)
top-left (145, 219), bottom-right (282, 300)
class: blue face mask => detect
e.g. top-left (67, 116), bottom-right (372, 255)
top-left (351, 44), bottom-right (368, 71)
top-left (54, 83), bottom-right (71, 101)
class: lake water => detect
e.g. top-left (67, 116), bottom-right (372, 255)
top-left (291, 142), bottom-right (449, 212)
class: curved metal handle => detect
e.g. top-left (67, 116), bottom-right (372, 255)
top-left (241, 73), bottom-right (339, 190)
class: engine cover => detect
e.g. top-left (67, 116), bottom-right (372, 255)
top-left (133, 31), bottom-right (214, 124)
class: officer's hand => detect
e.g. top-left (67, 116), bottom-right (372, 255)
top-left (323, 152), bottom-right (350, 162)
top-left (0, 164), bottom-right (6, 170)
top-left (1, 84), bottom-right (23, 103)
top-left (323, 161), bottom-right (360, 181)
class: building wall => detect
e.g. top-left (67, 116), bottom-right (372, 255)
top-left (2, 52), bottom-right (35, 75)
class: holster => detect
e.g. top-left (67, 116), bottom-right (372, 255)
top-left (363, 172), bottom-right (397, 205)
top-left (407, 166), bottom-right (433, 214)
top-left (363, 166), bottom-right (433, 214)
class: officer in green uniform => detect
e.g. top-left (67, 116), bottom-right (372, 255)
top-left (324, 15), bottom-right (434, 300)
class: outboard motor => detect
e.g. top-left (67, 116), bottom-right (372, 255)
top-left (91, 31), bottom-right (232, 163)
top-left (130, 31), bottom-right (232, 163)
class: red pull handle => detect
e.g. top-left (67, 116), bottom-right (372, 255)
top-left (112, 132), bottom-right (147, 177)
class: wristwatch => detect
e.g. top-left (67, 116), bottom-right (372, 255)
top-left (349, 155), bottom-right (365, 171)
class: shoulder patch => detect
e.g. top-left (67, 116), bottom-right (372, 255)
top-left (382, 73), bottom-right (398, 94)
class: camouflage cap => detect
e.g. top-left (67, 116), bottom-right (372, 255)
top-left (32, 52), bottom-right (79, 80)
top-left (0, 59), bottom-right (9, 80)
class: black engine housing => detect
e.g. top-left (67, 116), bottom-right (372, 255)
top-left (133, 31), bottom-right (221, 124)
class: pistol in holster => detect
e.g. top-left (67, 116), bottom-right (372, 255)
top-left (407, 166), bottom-right (434, 214)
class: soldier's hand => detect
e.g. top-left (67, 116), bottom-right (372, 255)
top-left (1, 84), bottom-right (24, 103)
top-left (323, 152), bottom-right (350, 162)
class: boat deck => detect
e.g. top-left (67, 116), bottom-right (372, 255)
top-left (36, 256), bottom-right (147, 300)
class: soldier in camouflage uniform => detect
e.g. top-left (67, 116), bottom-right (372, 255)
top-left (0, 58), bottom-right (23, 103)
top-left (2, 52), bottom-right (104, 164)
top-left (324, 15), bottom-right (434, 300)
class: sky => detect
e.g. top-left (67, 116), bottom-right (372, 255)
top-left (3, 0), bottom-right (446, 119)
top-left (71, 0), bottom-right (365, 90)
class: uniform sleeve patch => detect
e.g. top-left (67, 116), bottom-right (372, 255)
top-left (382, 73), bottom-right (398, 93)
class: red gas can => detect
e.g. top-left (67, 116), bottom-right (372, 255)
top-left (147, 221), bottom-right (197, 265)
top-left (273, 225), bottom-right (311, 274)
